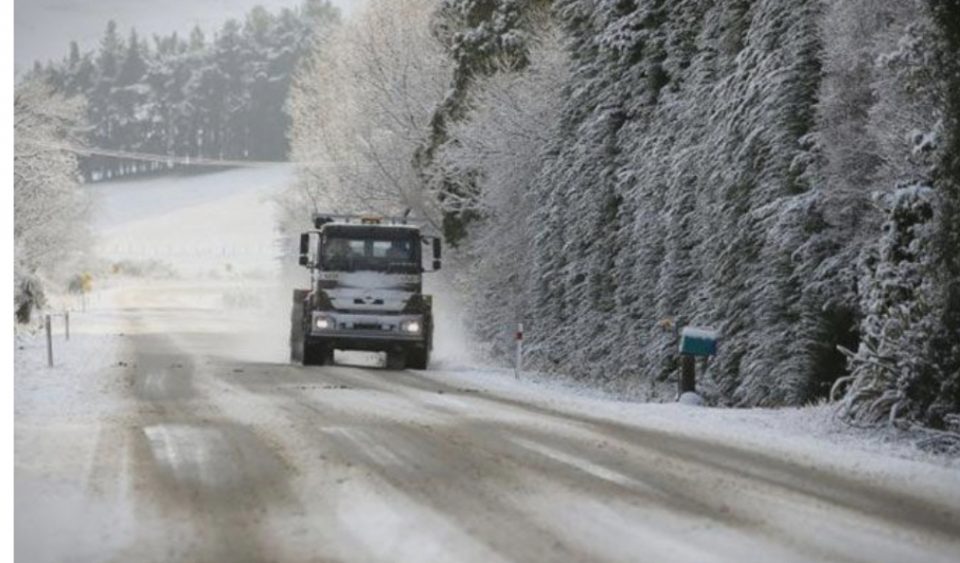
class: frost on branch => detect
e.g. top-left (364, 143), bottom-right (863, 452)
top-left (283, 0), bottom-right (451, 236)
top-left (14, 79), bottom-right (89, 325)
top-left (835, 185), bottom-right (939, 426)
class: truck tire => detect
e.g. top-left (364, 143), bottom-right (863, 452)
top-left (304, 339), bottom-right (334, 366)
top-left (290, 289), bottom-right (309, 364)
top-left (407, 347), bottom-right (429, 370)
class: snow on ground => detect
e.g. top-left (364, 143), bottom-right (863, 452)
top-left (430, 362), bottom-right (960, 480)
top-left (14, 320), bottom-right (133, 563)
top-left (14, 327), bottom-right (125, 419)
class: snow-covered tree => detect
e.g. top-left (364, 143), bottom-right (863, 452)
top-left (835, 185), bottom-right (942, 426)
top-left (14, 80), bottom-right (89, 324)
top-left (925, 0), bottom-right (960, 431)
top-left (438, 25), bottom-right (570, 357)
top-left (284, 0), bottom-right (451, 233)
top-left (35, 1), bottom-right (338, 181)
top-left (420, 0), bottom-right (549, 245)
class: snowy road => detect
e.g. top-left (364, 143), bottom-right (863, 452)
top-left (15, 168), bottom-right (960, 562)
top-left (15, 280), bottom-right (960, 563)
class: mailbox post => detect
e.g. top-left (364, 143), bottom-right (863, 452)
top-left (679, 355), bottom-right (696, 396)
top-left (677, 326), bottom-right (719, 398)
top-left (514, 323), bottom-right (523, 380)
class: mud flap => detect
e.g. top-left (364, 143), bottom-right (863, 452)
top-left (290, 289), bottom-right (309, 364)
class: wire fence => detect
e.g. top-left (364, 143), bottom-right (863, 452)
top-left (100, 243), bottom-right (281, 259)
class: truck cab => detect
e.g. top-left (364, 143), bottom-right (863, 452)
top-left (290, 214), bottom-right (441, 370)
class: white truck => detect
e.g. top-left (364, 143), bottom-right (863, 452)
top-left (290, 214), bottom-right (442, 369)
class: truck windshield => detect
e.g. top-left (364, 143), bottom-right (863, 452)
top-left (321, 235), bottom-right (419, 273)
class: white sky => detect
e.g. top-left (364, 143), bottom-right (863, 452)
top-left (14, 0), bottom-right (357, 74)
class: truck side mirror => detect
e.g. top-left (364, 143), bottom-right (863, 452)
top-left (432, 237), bottom-right (442, 271)
top-left (299, 233), bottom-right (310, 267)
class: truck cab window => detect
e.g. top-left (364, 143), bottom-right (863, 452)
top-left (322, 236), bottom-right (417, 272)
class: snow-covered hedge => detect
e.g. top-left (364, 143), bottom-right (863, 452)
top-left (419, 0), bottom-right (956, 419)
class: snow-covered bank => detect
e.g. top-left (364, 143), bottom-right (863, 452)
top-left (15, 331), bottom-right (125, 418)
top-left (14, 326), bottom-right (135, 563)
top-left (428, 364), bottom-right (960, 472)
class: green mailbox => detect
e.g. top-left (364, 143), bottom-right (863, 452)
top-left (679, 326), bottom-right (718, 357)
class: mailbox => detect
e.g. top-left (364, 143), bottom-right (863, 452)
top-left (679, 326), bottom-right (718, 356)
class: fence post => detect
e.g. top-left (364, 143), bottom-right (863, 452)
top-left (45, 314), bottom-right (53, 367)
top-left (514, 322), bottom-right (523, 380)
top-left (64, 310), bottom-right (70, 341)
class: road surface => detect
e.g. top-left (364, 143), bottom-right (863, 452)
top-left (15, 281), bottom-right (960, 563)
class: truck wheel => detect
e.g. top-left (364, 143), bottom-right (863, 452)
top-left (323, 347), bottom-right (335, 366)
top-left (304, 340), bottom-right (334, 366)
top-left (290, 289), bottom-right (309, 364)
top-left (385, 350), bottom-right (406, 370)
top-left (407, 347), bottom-right (429, 370)
top-left (302, 340), bottom-right (316, 365)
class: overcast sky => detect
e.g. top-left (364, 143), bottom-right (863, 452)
top-left (15, 0), bottom-right (356, 74)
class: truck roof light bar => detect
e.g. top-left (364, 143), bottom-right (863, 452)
top-left (312, 212), bottom-right (418, 229)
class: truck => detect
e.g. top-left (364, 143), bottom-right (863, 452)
top-left (289, 213), bottom-right (442, 370)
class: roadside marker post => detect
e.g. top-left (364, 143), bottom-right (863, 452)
top-left (43, 311), bottom-right (73, 366)
top-left (45, 314), bottom-right (53, 367)
top-left (515, 323), bottom-right (523, 380)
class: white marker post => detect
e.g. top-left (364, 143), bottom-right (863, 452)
top-left (45, 314), bottom-right (53, 367)
top-left (515, 322), bottom-right (523, 380)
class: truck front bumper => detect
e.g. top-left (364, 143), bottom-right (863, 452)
top-left (308, 311), bottom-right (426, 350)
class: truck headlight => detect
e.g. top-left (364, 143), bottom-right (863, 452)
top-left (400, 320), bottom-right (421, 334)
top-left (314, 316), bottom-right (333, 330)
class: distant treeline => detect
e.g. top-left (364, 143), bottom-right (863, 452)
top-left (33, 1), bottom-right (338, 182)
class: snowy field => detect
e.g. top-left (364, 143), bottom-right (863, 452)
top-left (14, 166), bottom-right (960, 562)
top-left (87, 165), bottom-right (294, 276)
